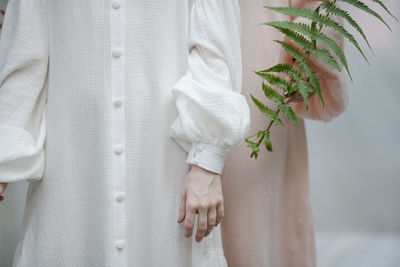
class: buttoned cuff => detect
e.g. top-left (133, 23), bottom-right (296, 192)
top-left (186, 141), bottom-right (229, 175)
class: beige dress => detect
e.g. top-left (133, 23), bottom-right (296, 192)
top-left (220, 0), bottom-right (349, 266)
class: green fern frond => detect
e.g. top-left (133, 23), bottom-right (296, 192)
top-left (250, 94), bottom-right (284, 126)
top-left (260, 61), bottom-right (306, 88)
top-left (312, 48), bottom-right (341, 71)
top-left (259, 21), bottom-right (353, 81)
top-left (253, 71), bottom-right (293, 92)
top-left (263, 6), bottom-right (315, 19)
top-left (261, 82), bottom-right (285, 104)
top-left (296, 59), bottom-right (324, 107)
top-left (281, 29), bottom-right (341, 71)
top-left (264, 5), bottom-right (369, 65)
top-left (274, 40), bottom-right (313, 108)
top-left (338, 0), bottom-right (391, 31)
top-left (274, 39), bottom-right (307, 62)
top-left (259, 62), bottom-right (300, 76)
top-left (260, 61), bottom-right (311, 107)
top-left (311, 6), bottom-right (320, 42)
top-left (273, 28), bottom-right (313, 52)
top-left (319, 14), bottom-right (369, 64)
top-left (272, 27), bottom-right (340, 71)
top-left (316, 31), bottom-right (352, 82)
top-left (263, 130), bottom-right (273, 152)
top-left (278, 102), bottom-right (298, 125)
top-left (320, 1), bottom-right (374, 55)
top-left (245, 138), bottom-right (260, 158)
top-left (258, 63), bottom-right (313, 109)
top-left (258, 20), bottom-right (314, 35)
top-left (370, 0), bottom-right (399, 22)
top-left (310, 70), bottom-right (324, 107)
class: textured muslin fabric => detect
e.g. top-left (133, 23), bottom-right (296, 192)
top-left (220, 0), bottom-right (348, 266)
top-left (0, 0), bottom-right (250, 266)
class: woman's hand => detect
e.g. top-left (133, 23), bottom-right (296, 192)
top-left (0, 183), bottom-right (7, 202)
top-left (177, 165), bottom-right (224, 242)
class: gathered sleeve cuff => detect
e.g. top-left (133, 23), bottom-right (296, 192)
top-left (0, 0), bottom-right (49, 183)
top-left (168, 0), bottom-right (251, 174)
top-left (280, 0), bottom-right (349, 122)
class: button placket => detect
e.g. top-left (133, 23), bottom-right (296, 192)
top-left (116, 192), bottom-right (125, 202)
top-left (115, 239), bottom-right (125, 250)
top-left (114, 144), bottom-right (124, 155)
top-left (114, 98), bottom-right (123, 108)
top-left (112, 48), bottom-right (122, 58)
top-left (112, 1), bottom-right (121, 9)
top-left (110, 0), bottom-right (127, 265)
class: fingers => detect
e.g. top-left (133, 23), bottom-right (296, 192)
top-left (285, 91), bottom-right (315, 104)
top-left (216, 198), bottom-right (224, 225)
top-left (204, 206), bottom-right (216, 237)
top-left (285, 91), bottom-right (302, 104)
top-left (183, 200), bottom-right (196, 238)
top-left (182, 197), bottom-right (224, 241)
top-left (195, 203), bottom-right (208, 242)
top-left (177, 190), bottom-right (187, 223)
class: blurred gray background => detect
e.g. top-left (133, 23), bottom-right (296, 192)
top-left (0, 0), bottom-right (399, 266)
top-left (307, 1), bottom-right (400, 266)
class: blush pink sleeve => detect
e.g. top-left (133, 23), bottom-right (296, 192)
top-left (280, 0), bottom-right (349, 122)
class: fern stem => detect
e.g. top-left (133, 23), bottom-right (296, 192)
top-left (250, 108), bottom-right (281, 158)
top-left (317, 0), bottom-right (337, 35)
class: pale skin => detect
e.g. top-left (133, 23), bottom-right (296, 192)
top-left (177, 164), bottom-right (224, 243)
top-left (0, 165), bottom-right (224, 243)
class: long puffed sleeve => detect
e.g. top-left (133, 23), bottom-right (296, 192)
top-left (168, 0), bottom-right (250, 175)
top-left (281, 0), bottom-right (349, 122)
top-left (0, 0), bottom-right (49, 183)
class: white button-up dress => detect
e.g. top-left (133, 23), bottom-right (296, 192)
top-left (0, 0), bottom-right (250, 266)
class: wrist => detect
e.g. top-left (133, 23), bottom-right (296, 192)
top-left (190, 164), bottom-right (220, 176)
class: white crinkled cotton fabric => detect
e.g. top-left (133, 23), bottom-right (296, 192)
top-left (0, 0), bottom-right (250, 266)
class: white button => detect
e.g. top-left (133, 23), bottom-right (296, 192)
top-left (116, 193), bottom-right (125, 202)
top-left (112, 1), bottom-right (121, 9)
top-left (115, 239), bottom-right (125, 250)
top-left (114, 98), bottom-right (122, 108)
top-left (112, 48), bottom-right (122, 58)
top-left (114, 145), bottom-right (123, 155)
